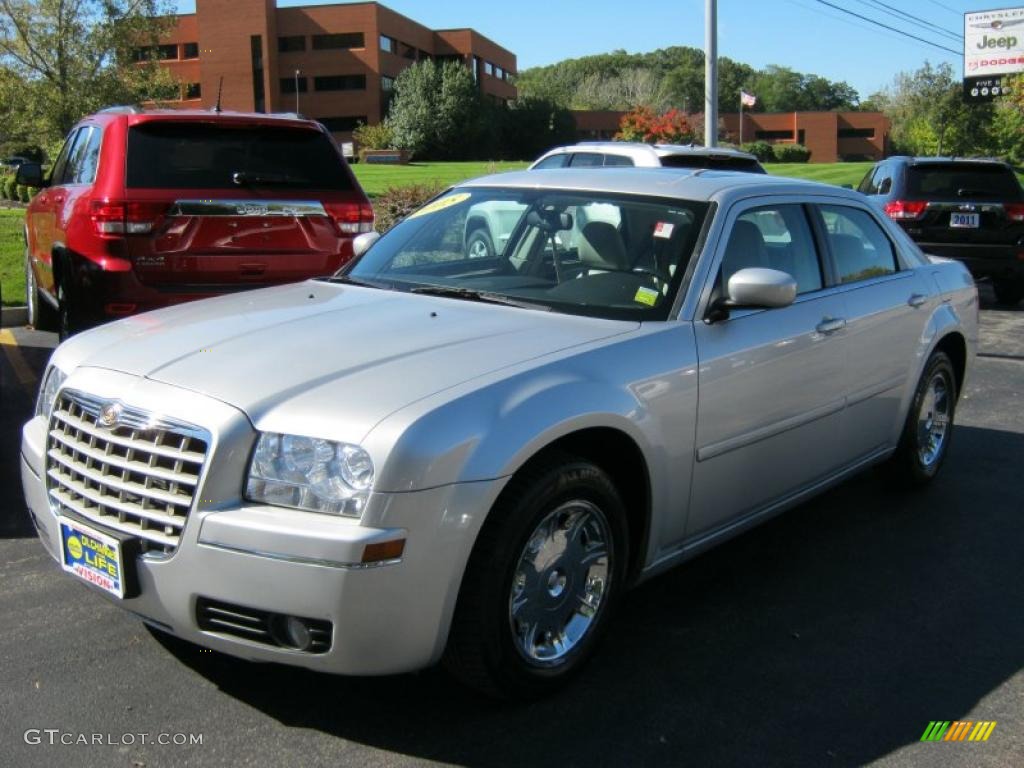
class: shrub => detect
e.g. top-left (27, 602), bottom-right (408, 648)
top-left (2, 176), bottom-right (15, 200)
top-left (772, 143), bottom-right (811, 163)
top-left (616, 106), bottom-right (694, 144)
top-left (372, 182), bottom-right (444, 232)
top-left (741, 141), bottom-right (775, 162)
top-left (352, 121), bottom-right (394, 152)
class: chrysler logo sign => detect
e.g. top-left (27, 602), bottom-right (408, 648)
top-left (98, 402), bottom-right (122, 429)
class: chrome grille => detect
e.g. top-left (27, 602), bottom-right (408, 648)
top-left (45, 390), bottom-right (210, 556)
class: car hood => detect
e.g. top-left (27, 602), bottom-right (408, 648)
top-left (59, 281), bottom-right (637, 441)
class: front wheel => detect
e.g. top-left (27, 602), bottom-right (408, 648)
top-left (885, 351), bottom-right (957, 486)
top-left (993, 279), bottom-right (1024, 307)
top-left (466, 227), bottom-right (495, 260)
top-left (443, 455), bottom-right (628, 699)
top-left (25, 252), bottom-right (57, 331)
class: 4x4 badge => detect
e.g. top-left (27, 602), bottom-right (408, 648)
top-left (98, 403), bottom-right (122, 429)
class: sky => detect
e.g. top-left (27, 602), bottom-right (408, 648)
top-left (174, 0), bottom-right (982, 101)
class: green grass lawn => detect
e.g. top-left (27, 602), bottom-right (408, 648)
top-left (767, 161), bottom-right (874, 188)
top-left (351, 160), bottom-right (529, 197)
top-left (0, 209), bottom-right (24, 307)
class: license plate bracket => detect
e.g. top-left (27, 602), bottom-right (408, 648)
top-left (950, 212), bottom-right (980, 229)
top-left (59, 517), bottom-right (140, 599)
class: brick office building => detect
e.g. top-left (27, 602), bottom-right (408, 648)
top-left (145, 0), bottom-right (517, 141)
top-left (572, 110), bottom-right (891, 163)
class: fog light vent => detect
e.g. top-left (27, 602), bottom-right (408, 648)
top-left (196, 597), bottom-right (331, 654)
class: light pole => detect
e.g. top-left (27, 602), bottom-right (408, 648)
top-left (705, 0), bottom-right (717, 148)
top-left (295, 69), bottom-right (300, 114)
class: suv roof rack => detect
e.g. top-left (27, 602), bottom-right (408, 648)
top-left (97, 105), bottom-right (143, 114)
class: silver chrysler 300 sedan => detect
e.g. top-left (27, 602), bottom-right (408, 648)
top-left (22, 169), bottom-right (977, 698)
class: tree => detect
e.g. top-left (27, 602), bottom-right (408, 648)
top-left (0, 0), bottom-right (178, 152)
top-left (386, 59), bottom-right (481, 160)
top-left (992, 73), bottom-right (1024, 165)
top-left (616, 107), bottom-right (693, 144)
top-left (502, 96), bottom-right (576, 160)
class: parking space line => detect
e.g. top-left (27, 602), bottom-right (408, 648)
top-left (0, 329), bottom-right (40, 395)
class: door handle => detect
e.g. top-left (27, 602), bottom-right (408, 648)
top-left (908, 293), bottom-right (927, 308)
top-left (816, 317), bottom-right (847, 334)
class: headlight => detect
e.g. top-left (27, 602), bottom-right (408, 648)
top-left (35, 366), bottom-right (67, 418)
top-left (245, 432), bottom-right (374, 517)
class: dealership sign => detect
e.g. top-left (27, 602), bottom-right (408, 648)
top-left (964, 6), bottom-right (1024, 100)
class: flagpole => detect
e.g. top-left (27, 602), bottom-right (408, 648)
top-left (739, 90), bottom-right (744, 145)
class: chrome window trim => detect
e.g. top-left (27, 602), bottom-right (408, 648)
top-left (168, 199), bottom-right (327, 217)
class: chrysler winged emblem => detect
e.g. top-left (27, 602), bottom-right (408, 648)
top-left (98, 402), bottom-right (122, 429)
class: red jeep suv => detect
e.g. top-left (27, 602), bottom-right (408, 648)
top-left (18, 107), bottom-right (374, 337)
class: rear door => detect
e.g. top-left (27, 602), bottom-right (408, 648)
top-left (123, 121), bottom-right (369, 289)
top-left (902, 162), bottom-right (1024, 250)
top-left (30, 128), bottom-right (83, 296)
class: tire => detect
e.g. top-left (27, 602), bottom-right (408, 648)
top-left (466, 227), bottom-right (495, 260)
top-left (993, 279), bottom-right (1024, 307)
top-left (56, 277), bottom-right (82, 342)
top-left (443, 454), bottom-right (628, 699)
top-left (25, 251), bottom-right (57, 331)
top-left (885, 351), bottom-right (957, 486)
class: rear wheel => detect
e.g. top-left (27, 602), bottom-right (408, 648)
top-left (56, 277), bottom-right (83, 342)
top-left (993, 279), bottom-right (1024, 307)
top-left (466, 227), bottom-right (495, 260)
top-left (25, 251), bottom-right (57, 331)
top-left (444, 455), bottom-right (627, 699)
top-left (885, 351), bottom-right (957, 486)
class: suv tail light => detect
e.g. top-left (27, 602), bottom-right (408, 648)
top-left (883, 200), bottom-right (928, 221)
top-left (90, 200), bottom-right (169, 237)
top-left (323, 201), bottom-right (375, 235)
top-left (1004, 203), bottom-right (1024, 222)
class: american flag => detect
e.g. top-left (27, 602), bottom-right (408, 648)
top-left (740, 91), bottom-right (757, 107)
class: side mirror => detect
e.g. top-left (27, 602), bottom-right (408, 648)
top-left (728, 267), bottom-right (797, 308)
top-left (840, 183), bottom-right (853, 190)
top-left (15, 162), bottom-right (44, 188)
top-left (352, 230), bottom-right (380, 258)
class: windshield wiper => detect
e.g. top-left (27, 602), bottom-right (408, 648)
top-left (410, 285), bottom-right (550, 311)
top-left (319, 274), bottom-right (387, 289)
top-left (232, 171), bottom-right (310, 187)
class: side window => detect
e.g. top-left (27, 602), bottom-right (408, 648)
top-left (68, 126), bottom-right (102, 184)
top-left (819, 205), bottom-right (898, 284)
top-left (720, 205), bottom-right (823, 295)
top-left (603, 154), bottom-right (634, 167)
top-left (569, 152), bottom-right (603, 168)
top-left (857, 167), bottom-right (878, 195)
top-left (876, 175), bottom-right (892, 195)
top-left (49, 129), bottom-right (81, 185)
top-left (533, 153), bottom-right (569, 170)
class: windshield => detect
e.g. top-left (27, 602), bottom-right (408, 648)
top-left (342, 187), bottom-right (710, 320)
top-left (906, 163), bottom-right (1023, 200)
top-left (659, 155), bottom-right (765, 174)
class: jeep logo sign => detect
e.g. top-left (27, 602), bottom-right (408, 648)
top-left (964, 7), bottom-right (1024, 101)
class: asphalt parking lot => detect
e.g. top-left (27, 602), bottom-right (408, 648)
top-left (0, 286), bottom-right (1021, 768)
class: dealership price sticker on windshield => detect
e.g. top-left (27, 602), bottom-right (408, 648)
top-left (60, 518), bottom-right (130, 598)
top-left (408, 192), bottom-right (472, 219)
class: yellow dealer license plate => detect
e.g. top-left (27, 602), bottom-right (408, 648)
top-left (60, 518), bottom-right (130, 598)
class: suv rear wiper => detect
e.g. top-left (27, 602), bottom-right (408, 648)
top-left (232, 171), bottom-right (310, 186)
top-left (410, 285), bottom-right (550, 311)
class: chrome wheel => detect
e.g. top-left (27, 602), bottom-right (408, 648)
top-left (917, 372), bottom-right (951, 468)
top-left (508, 499), bottom-right (612, 665)
top-left (25, 255), bottom-right (36, 324)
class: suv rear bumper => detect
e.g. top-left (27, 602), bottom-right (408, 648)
top-left (917, 243), bottom-right (1024, 282)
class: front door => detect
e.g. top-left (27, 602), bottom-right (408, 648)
top-left (688, 202), bottom-right (848, 539)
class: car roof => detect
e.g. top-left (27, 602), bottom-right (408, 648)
top-left (889, 155), bottom-right (1013, 168)
top-left (551, 141), bottom-right (760, 161)
top-left (458, 167), bottom-right (857, 204)
top-left (82, 107), bottom-right (325, 131)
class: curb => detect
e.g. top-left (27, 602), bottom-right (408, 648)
top-left (1, 306), bottom-right (28, 328)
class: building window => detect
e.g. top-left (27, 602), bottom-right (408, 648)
top-left (280, 76), bottom-right (308, 94)
top-left (185, 82), bottom-right (201, 99)
top-left (133, 44), bottom-right (179, 62)
top-left (381, 75), bottom-right (395, 92)
top-left (314, 74), bottom-right (367, 92)
top-left (380, 35), bottom-right (397, 54)
top-left (755, 129), bottom-right (806, 144)
top-left (838, 127), bottom-right (875, 139)
top-left (418, 49), bottom-right (430, 61)
top-left (400, 42), bottom-right (416, 60)
top-left (484, 61), bottom-right (493, 76)
top-left (182, 42), bottom-right (199, 59)
top-left (250, 35), bottom-right (264, 113)
top-left (312, 33), bottom-right (364, 50)
top-left (278, 35), bottom-right (306, 52)
top-left (494, 66), bottom-right (503, 79)
top-left (318, 116), bottom-right (367, 132)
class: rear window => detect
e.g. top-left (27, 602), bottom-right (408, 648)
top-left (906, 163), bottom-right (1022, 200)
top-left (126, 122), bottom-right (352, 190)
top-left (659, 155), bottom-right (765, 173)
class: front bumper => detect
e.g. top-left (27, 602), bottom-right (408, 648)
top-left (21, 368), bottom-right (505, 675)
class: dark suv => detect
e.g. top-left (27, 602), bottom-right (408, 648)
top-left (17, 107), bottom-right (374, 337)
top-left (858, 156), bottom-right (1024, 305)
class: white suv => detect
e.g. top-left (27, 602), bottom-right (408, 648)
top-left (530, 142), bottom-right (767, 173)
